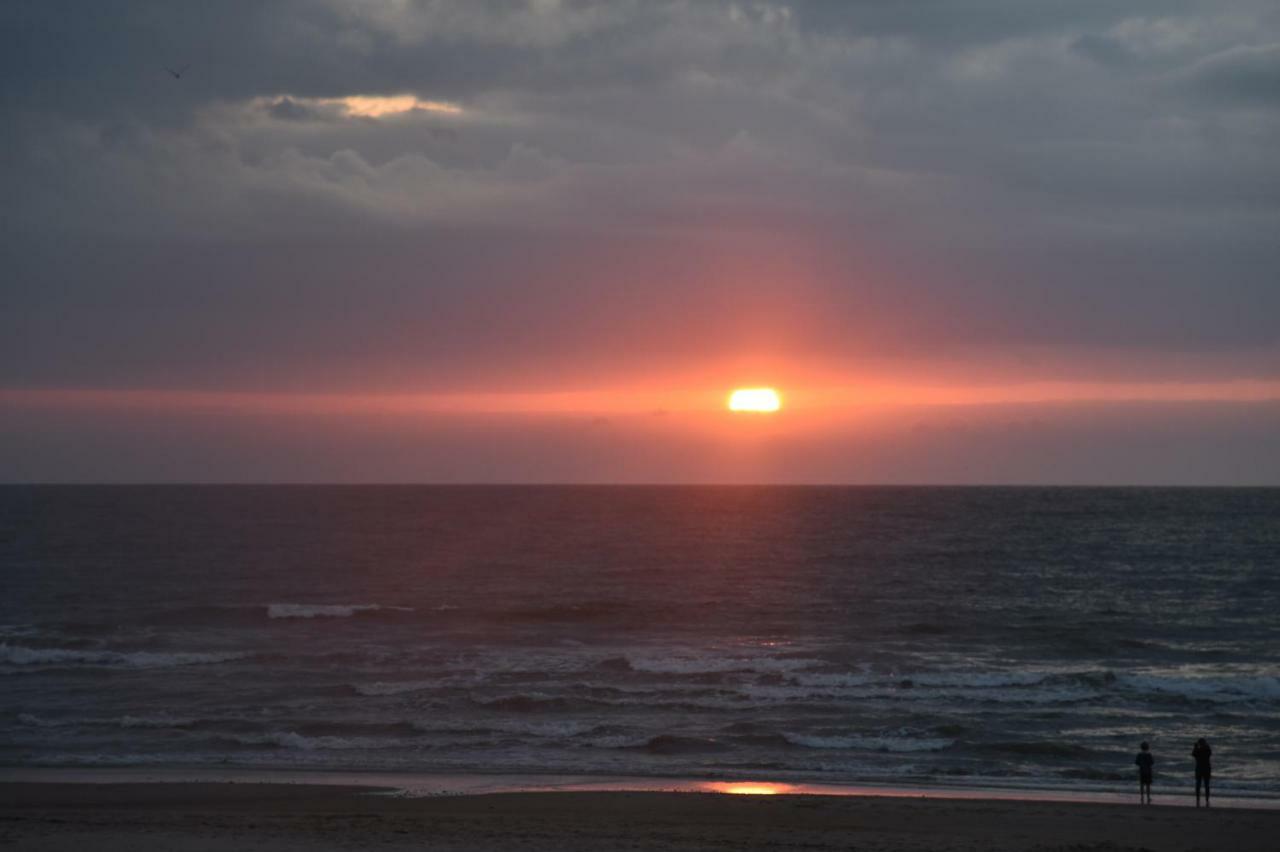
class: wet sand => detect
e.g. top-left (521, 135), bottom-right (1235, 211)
top-left (3, 781), bottom-right (1277, 851)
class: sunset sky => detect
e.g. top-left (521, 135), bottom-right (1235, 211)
top-left (3, 1), bottom-right (1279, 483)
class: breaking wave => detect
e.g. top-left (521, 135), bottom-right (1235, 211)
top-left (17, 713), bottom-right (197, 729)
top-left (0, 643), bottom-right (248, 670)
top-left (266, 603), bottom-right (413, 619)
top-left (783, 733), bottom-right (956, 752)
top-left (353, 680), bottom-right (444, 696)
top-left (624, 654), bottom-right (825, 676)
top-left (1116, 673), bottom-right (1280, 703)
top-left (216, 731), bottom-right (400, 750)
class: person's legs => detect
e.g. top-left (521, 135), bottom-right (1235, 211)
top-left (1205, 774), bottom-right (1210, 806)
top-left (1195, 774), bottom-right (1203, 806)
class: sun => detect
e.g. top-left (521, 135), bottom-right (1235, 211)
top-left (728, 387), bottom-right (781, 412)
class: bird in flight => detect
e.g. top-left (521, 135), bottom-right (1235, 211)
top-left (164, 64), bottom-right (190, 79)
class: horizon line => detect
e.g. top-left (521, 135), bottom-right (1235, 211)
top-left (2, 482), bottom-right (1277, 489)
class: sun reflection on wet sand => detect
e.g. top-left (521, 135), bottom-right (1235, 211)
top-left (700, 782), bottom-right (793, 795)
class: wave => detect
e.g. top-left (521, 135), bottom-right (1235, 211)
top-left (266, 603), bottom-right (413, 619)
top-left (29, 753), bottom-right (174, 767)
top-left (0, 643), bottom-right (247, 670)
top-left (902, 623), bottom-right (951, 635)
top-left (1116, 673), bottom-right (1280, 704)
top-left (900, 672), bottom-right (1054, 688)
top-left (783, 733), bottom-right (956, 752)
top-left (353, 680), bottom-right (445, 697)
top-left (410, 719), bottom-right (603, 739)
top-left (494, 602), bottom-right (633, 623)
top-left (737, 681), bottom-right (1101, 706)
top-left (596, 656), bottom-right (634, 672)
top-left (636, 735), bottom-right (730, 755)
top-left (975, 741), bottom-right (1096, 758)
top-left (1060, 767), bottom-right (1131, 781)
top-left (471, 693), bottom-right (575, 713)
top-left (17, 713), bottom-right (199, 729)
top-left (215, 731), bottom-right (400, 750)
top-left (624, 654), bottom-right (825, 676)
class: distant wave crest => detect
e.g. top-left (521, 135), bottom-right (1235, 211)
top-left (266, 603), bottom-right (413, 619)
top-left (18, 712), bottom-right (197, 729)
top-left (784, 732), bottom-right (956, 752)
top-left (216, 731), bottom-right (390, 750)
top-left (0, 643), bottom-right (247, 670)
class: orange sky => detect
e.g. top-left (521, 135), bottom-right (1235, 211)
top-left (5, 378), bottom-right (1279, 414)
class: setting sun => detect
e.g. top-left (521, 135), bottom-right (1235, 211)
top-left (728, 387), bottom-right (781, 412)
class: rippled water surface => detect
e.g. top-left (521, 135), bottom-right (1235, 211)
top-left (2, 486), bottom-right (1278, 796)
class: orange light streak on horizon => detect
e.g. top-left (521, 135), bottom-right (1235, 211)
top-left (3, 379), bottom-right (1279, 418)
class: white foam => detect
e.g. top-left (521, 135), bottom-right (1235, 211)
top-left (626, 654), bottom-right (823, 675)
top-left (785, 733), bottom-right (956, 752)
top-left (266, 604), bottom-right (412, 619)
top-left (355, 680), bottom-right (442, 696)
top-left (33, 753), bottom-right (170, 767)
top-left (410, 720), bottom-right (597, 739)
top-left (901, 672), bottom-right (1052, 688)
top-left (579, 733), bottom-right (650, 749)
top-left (119, 714), bottom-right (194, 729)
top-left (222, 731), bottom-right (393, 750)
top-left (0, 643), bottom-right (247, 669)
top-left (739, 681), bottom-right (1100, 706)
top-left (17, 713), bottom-right (194, 729)
top-left (1118, 673), bottom-right (1280, 703)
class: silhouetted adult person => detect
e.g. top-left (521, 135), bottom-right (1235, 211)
top-left (1134, 741), bottom-right (1154, 804)
top-left (1192, 738), bottom-right (1212, 806)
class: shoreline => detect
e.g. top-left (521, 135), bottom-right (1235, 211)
top-left (5, 777), bottom-right (1280, 852)
top-left (2, 766), bottom-right (1275, 810)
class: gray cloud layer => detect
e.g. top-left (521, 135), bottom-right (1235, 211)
top-left (2, 2), bottom-right (1279, 481)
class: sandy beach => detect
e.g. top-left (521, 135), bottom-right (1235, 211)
top-left (4, 781), bottom-right (1278, 852)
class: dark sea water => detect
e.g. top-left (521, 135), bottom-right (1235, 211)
top-left (2, 486), bottom-right (1278, 797)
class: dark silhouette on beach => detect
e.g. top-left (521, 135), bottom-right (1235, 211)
top-left (1135, 741), bottom-right (1154, 804)
top-left (1192, 738), bottom-right (1212, 807)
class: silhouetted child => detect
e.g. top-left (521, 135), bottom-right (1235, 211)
top-left (1135, 741), bottom-right (1154, 804)
top-left (1192, 738), bottom-right (1212, 807)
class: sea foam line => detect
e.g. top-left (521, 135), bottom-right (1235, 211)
top-left (266, 604), bottom-right (413, 619)
top-left (0, 643), bottom-right (248, 669)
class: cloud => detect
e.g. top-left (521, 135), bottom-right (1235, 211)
top-left (2, 0), bottom-right (1279, 390)
top-left (1070, 33), bottom-right (1139, 68)
top-left (1182, 42), bottom-right (1280, 104)
top-left (265, 96), bottom-right (330, 122)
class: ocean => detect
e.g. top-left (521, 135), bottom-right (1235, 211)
top-left (2, 486), bottom-right (1278, 798)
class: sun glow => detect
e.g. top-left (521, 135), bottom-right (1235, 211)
top-left (338, 94), bottom-right (462, 116)
top-left (728, 387), bottom-right (781, 412)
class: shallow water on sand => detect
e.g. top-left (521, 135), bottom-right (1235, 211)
top-left (3, 486), bottom-right (1278, 797)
